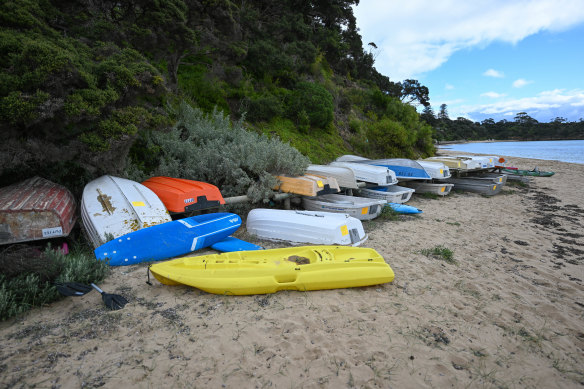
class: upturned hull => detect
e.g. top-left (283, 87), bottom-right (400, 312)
top-left (302, 194), bottom-right (386, 220)
top-left (246, 209), bottom-right (367, 246)
top-left (0, 177), bottom-right (77, 245)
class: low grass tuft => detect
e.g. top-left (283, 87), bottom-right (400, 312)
top-left (420, 245), bottom-right (456, 264)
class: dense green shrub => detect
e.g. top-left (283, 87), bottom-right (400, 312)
top-left (244, 93), bottom-right (285, 122)
top-left (286, 81), bottom-right (334, 128)
top-left (0, 245), bottom-right (109, 321)
top-left (127, 101), bottom-right (310, 202)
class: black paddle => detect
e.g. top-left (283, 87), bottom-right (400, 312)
top-left (55, 282), bottom-right (93, 297)
top-left (91, 283), bottom-right (129, 310)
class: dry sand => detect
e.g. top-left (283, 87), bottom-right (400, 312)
top-left (1, 152), bottom-right (583, 388)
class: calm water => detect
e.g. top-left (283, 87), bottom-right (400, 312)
top-left (438, 140), bottom-right (584, 164)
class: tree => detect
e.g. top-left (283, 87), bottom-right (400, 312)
top-left (420, 105), bottom-right (436, 125)
top-left (398, 79), bottom-right (430, 107)
top-left (438, 104), bottom-right (449, 120)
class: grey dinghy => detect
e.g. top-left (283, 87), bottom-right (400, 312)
top-left (401, 181), bottom-right (454, 196)
top-left (302, 194), bottom-right (386, 221)
top-left (442, 177), bottom-right (504, 196)
top-left (246, 209), bottom-right (367, 246)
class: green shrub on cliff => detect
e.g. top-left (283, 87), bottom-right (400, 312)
top-left (127, 102), bottom-right (310, 203)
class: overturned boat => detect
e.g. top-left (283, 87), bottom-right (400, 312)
top-left (142, 176), bottom-right (225, 213)
top-left (305, 165), bottom-right (359, 189)
top-left (246, 208), bottom-right (367, 246)
top-left (401, 181), bottom-right (454, 196)
top-left (423, 156), bottom-right (482, 170)
top-left (81, 175), bottom-right (171, 248)
top-left (442, 177), bottom-right (503, 196)
top-left (0, 177), bottom-right (77, 245)
top-left (336, 156), bottom-right (431, 180)
top-left (357, 185), bottom-right (415, 203)
top-left (302, 194), bottom-right (386, 220)
top-left (417, 160), bottom-right (451, 179)
top-left (329, 161), bottom-right (398, 186)
top-left (273, 174), bottom-right (340, 197)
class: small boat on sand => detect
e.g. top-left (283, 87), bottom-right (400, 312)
top-left (273, 174), bottom-right (340, 197)
top-left (501, 168), bottom-right (554, 177)
top-left (329, 161), bottom-right (398, 186)
top-left (336, 156), bottom-right (431, 180)
top-left (94, 212), bottom-right (242, 266)
top-left (423, 156), bottom-right (481, 170)
top-left (149, 245), bottom-right (395, 295)
top-left (302, 194), bottom-right (386, 220)
top-left (417, 160), bottom-right (451, 179)
top-left (142, 176), bottom-right (225, 213)
top-left (0, 177), bottom-right (77, 245)
top-left (306, 165), bottom-right (359, 189)
top-left (442, 177), bottom-right (503, 196)
top-left (357, 185), bottom-right (415, 203)
top-left (246, 209), bottom-right (367, 246)
top-left (81, 175), bottom-right (171, 248)
top-left (402, 181), bottom-right (454, 196)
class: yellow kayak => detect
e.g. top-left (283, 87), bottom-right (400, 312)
top-left (149, 246), bottom-right (394, 295)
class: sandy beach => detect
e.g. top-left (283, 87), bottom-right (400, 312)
top-left (1, 152), bottom-right (583, 388)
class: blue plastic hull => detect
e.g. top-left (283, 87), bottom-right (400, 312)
top-left (371, 164), bottom-right (430, 180)
top-left (386, 203), bottom-right (422, 214)
top-left (211, 236), bottom-right (263, 252)
top-left (95, 213), bottom-right (242, 266)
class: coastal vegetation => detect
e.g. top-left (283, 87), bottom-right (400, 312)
top-left (423, 105), bottom-right (584, 142)
top-left (0, 0), bottom-right (435, 196)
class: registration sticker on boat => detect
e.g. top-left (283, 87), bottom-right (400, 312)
top-left (132, 201), bottom-right (145, 206)
top-left (42, 227), bottom-right (63, 238)
top-left (361, 207), bottom-right (368, 215)
top-left (317, 180), bottom-right (324, 187)
top-left (340, 225), bottom-right (348, 236)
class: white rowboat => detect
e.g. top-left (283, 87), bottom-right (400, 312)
top-left (246, 209), bottom-right (367, 246)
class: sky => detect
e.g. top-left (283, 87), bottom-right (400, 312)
top-left (353, 0), bottom-right (584, 123)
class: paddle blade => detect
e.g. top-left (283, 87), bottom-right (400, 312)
top-left (102, 293), bottom-right (129, 310)
top-left (55, 282), bottom-right (93, 297)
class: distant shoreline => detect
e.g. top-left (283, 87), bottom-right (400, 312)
top-left (437, 138), bottom-right (582, 145)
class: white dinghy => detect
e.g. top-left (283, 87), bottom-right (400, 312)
top-left (81, 175), bottom-right (171, 248)
top-left (417, 160), bottom-right (451, 179)
top-left (302, 194), bottom-right (386, 221)
top-left (306, 164), bottom-right (359, 189)
top-left (329, 161), bottom-right (398, 186)
top-left (246, 209), bottom-right (367, 246)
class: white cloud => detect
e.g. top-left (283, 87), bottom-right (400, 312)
top-left (481, 92), bottom-right (506, 98)
top-left (513, 79), bottom-right (533, 88)
top-left (457, 89), bottom-right (584, 121)
top-left (354, 0), bottom-right (584, 80)
top-left (445, 84), bottom-right (455, 90)
top-left (483, 69), bottom-right (504, 78)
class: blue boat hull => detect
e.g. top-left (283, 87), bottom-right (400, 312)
top-left (95, 213), bottom-right (242, 266)
top-left (386, 203), bottom-right (422, 214)
top-left (211, 236), bottom-right (263, 252)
